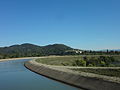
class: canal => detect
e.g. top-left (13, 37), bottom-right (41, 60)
top-left (0, 59), bottom-right (80, 90)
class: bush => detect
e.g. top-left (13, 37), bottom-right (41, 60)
top-left (75, 59), bottom-right (86, 66)
top-left (100, 61), bottom-right (106, 66)
top-left (88, 64), bottom-right (94, 67)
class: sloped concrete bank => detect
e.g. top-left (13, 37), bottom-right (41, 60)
top-left (24, 60), bottom-right (120, 90)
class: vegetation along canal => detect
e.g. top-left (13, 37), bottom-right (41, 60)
top-left (0, 59), bottom-right (81, 90)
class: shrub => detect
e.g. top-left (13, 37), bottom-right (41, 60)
top-left (75, 59), bottom-right (86, 66)
top-left (88, 64), bottom-right (94, 67)
top-left (100, 61), bottom-right (106, 66)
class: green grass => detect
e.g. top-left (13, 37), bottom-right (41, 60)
top-left (36, 56), bottom-right (81, 66)
top-left (36, 55), bottom-right (120, 67)
top-left (36, 55), bottom-right (120, 77)
top-left (71, 68), bottom-right (120, 77)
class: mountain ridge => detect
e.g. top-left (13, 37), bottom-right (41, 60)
top-left (0, 43), bottom-right (74, 59)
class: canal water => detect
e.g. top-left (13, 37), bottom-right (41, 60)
top-left (0, 59), bottom-right (80, 90)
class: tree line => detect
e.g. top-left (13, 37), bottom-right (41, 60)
top-left (0, 43), bottom-right (120, 59)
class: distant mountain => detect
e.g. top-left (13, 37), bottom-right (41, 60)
top-left (42, 44), bottom-right (73, 55)
top-left (0, 43), bottom-right (73, 59)
top-left (111, 49), bottom-right (120, 51)
top-left (98, 49), bottom-right (120, 52)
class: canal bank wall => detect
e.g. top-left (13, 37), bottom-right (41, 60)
top-left (24, 60), bottom-right (120, 90)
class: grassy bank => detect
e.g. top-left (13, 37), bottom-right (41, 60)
top-left (36, 55), bottom-right (120, 67)
top-left (25, 60), bottom-right (120, 90)
top-left (71, 68), bottom-right (120, 77)
top-left (36, 55), bottom-right (120, 77)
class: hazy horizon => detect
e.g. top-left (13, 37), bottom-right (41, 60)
top-left (0, 43), bottom-right (120, 51)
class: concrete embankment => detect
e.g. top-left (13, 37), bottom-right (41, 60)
top-left (25, 60), bottom-right (120, 90)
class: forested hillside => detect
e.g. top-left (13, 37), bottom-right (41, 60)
top-left (0, 43), bottom-right (120, 59)
top-left (0, 43), bottom-right (73, 59)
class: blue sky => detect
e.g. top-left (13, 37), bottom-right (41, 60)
top-left (0, 0), bottom-right (120, 50)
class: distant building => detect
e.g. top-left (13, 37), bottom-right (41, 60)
top-left (65, 49), bottom-right (82, 54)
top-left (75, 50), bottom-right (82, 54)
